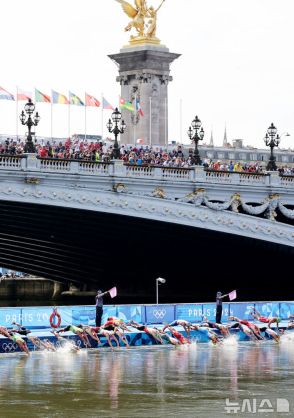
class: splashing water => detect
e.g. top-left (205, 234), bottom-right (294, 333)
top-left (280, 331), bottom-right (294, 345)
top-left (55, 342), bottom-right (80, 354)
top-left (221, 335), bottom-right (239, 347)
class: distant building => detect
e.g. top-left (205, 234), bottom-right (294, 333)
top-left (196, 139), bottom-right (294, 167)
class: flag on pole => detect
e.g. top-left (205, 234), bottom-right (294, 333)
top-left (120, 97), bottom-right (134, 112)
top-left (52, 90), bottom-right (70, 104)
top-left (102, 96), bottom-right (114, 110)
top-left (108, 287), bottom-right (117, 298)
top-left (229, 290), bottom-right (237, 301)
top-left (17, 88), bottom-right (32, 101)
top-left (135, 97), bottom-right (144, 117)
top-left (69, 91), bottom-right (84, 106)
top-left (0, 86), bottom-right (14, 100)
top-left (85, 93), bottom-right (100, 107)
top-left (35, 88), bottom-right (51, 103)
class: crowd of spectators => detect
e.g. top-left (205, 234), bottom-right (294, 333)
top-left (1, 137), bottom-right (294, 174)
top-left (0, 138), bottom-right (24, 155)
top-left (0, 138), bottom-right (195, 167)
top-left (278, 166), bottom-right (294, 175)
top-left (203, 159), bottom-right (264, 173)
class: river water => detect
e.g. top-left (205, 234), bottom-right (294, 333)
top-left (0, 339), bottom-right (294, 418)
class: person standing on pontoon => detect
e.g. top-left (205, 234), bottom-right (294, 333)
top-left (216, 291), bottom-right (229, 324)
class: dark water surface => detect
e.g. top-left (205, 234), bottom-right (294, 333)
top-left (0, 340), bottom-right (294, 418)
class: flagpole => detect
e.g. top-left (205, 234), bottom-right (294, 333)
top-left (165, 97), bottom-right (167, 151)
top-left (84, 93), bottom-right (87, 141)
top-left (101, 92), bottom-right (103, 141)
top-left (16, 86), bottom-right (19, 140)
top-left (179, 98), bottom-right (183, 145)
top-left (68, 92), bottom-right (71, 139)
top-left (51, 93), bottom-right (53, 141)
top-left (149, 96), bottom-right (152, 147)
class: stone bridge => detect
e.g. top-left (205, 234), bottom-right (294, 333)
top-left (0, 155), bottom-right (293, 302)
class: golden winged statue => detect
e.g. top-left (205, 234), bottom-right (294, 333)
top-left (115, 0), bottom-right (165, 44)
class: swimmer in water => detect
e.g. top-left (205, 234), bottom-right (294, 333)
top-left (78, 325), bottom-right (102, 345)
top-left (162, 320), bottom-right (193, 339)
top-left (287, 315), bottom-right (294, 329)
top-left (233, 322), bottom-right (259, 341)
top-left (249, 307), bottom-right (281, 331)
top-left (104, 317), bottom-right (132, 332)
top-left (164, 325), bottom-right (191, 345)
top-left (129, 321), bottom-right (163, 344)
top-left (100, 321), bottom-right (130, 348)
top-left (42, 339), bottom-right (57, 351)
top-left (97, 327), bottom-right (120, 350)
top-left (228, 317), bottom-right (264, 340)
top-left (153, 328), bottom-right (180, 346)
top-left (8, 332), bottom-right (30, 355)
top-left (260, 327), bottom-right (280, 343)
top-left (0, 325), bottom-right (12, 338)
top-left (191, 325), bottom-right (221, 345)
top-left (56, 325), bottom-right (91, 348)
top-left (50, 330), bottom-right (80, 352)
top-left (11, 322), bottom-right (56, 351)
top-left (201, 316), bottom-right (231, 337)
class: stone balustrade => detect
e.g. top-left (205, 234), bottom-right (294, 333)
top-left (0, 154), bottom-right (293, 188)
top-left (279, 175), bottom-right (294, 188)
top-left (0, 155), bottom-right (23, 169)
top-left (204, 169), bottom-right (270, 186)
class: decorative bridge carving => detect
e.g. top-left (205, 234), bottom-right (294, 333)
top-left (0, 155), bottom-right (293, 247)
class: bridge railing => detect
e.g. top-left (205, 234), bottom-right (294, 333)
top-left (203, 169), bottom-right (271, 186)
top-left (279, 174), bottom-right (294, 188)
top-left (0, 155), bottom-right (24, 169)
top-left (35, 158), bottom-right (113, 175)
top-left (124, 164), bottom-right (194, 181)
top-left (0, 154), bottom-right (293, 188)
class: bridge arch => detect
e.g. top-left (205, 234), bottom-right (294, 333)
top-left (0, 196), bottom-right (292, 303)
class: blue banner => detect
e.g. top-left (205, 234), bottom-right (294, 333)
top-left (229, 303), bottom-right (254, 320)
top-left (0, 308), bottom-right (22, 326)
top-left (145, 305), bottom-right (175, 324)
top-left (1, 301), bottom-right (294, 329)
top-left (176, 304), bottom-right (203, 322)
top-left (72, 307), bottom-right (95, 326)
top-left (254, 302), bottom-right (280, 319)
top-left (117, 305), bottom-right (143, 323)
top-left (22, 308), bottom-right (52, 328)
top-left (279, 302), bottom-right (294, 319)
top-left (202, 303), bottom-right (230, 322)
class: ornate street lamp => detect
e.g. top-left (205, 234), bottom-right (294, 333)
top-left (19, 99), bottom-right (40, 153)
top-left (187, 115), bottom-right (205, 165)
top-left (264, 123), bottom-right (280, 171)
top-left (106, 107), bottom-right (126, 159)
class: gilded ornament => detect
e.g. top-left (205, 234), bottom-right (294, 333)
top-left (115, 0), bottom-right (166, 45)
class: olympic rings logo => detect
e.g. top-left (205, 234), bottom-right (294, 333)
top-left (2, 343), bottom-right (17, 352)
top-left (152, 309), bottom-right (166, 319)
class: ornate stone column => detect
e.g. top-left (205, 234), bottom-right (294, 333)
top-left (108, 45), bottom-right (180, 147)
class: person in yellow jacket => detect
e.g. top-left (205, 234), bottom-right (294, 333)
top-left (233, 162), bottom-right (243, 172)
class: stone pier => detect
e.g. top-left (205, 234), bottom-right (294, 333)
top-left (109, 45), bottom-right (180, 147)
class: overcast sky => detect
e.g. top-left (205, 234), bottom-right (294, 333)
top-left (1, 0), bottom-right (294, 148)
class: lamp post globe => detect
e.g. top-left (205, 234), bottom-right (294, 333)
top-left (19, 99), bottom-right (40, 153)
top-left (106, 107), bottom-right (126, 159)
top-left (156, 277), bottom-right (166, 304)
top-left (264, 122), bottom-right (280, 171)
top-left (188, 115), bottom-right (204, 165)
